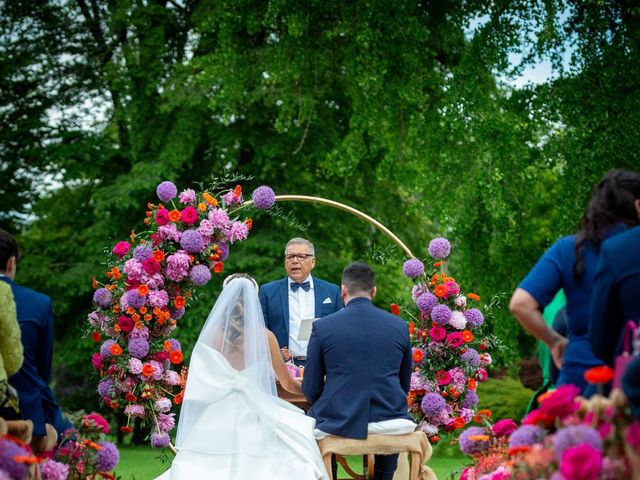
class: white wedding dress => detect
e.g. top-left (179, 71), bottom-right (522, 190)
top-left (155, 278), bottom-right (327, 480)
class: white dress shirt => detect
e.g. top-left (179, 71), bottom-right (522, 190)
top-left (288, 276), bottom-right (315, 357)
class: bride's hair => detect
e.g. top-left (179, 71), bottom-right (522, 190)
top-left (223, 273), bottom-right (259, 293)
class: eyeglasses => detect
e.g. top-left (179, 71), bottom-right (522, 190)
top-left (285, 253), bottom-right (314, 262)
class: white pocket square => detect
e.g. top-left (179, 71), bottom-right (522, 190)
top-left (323, 297), bottom-right (332, 304)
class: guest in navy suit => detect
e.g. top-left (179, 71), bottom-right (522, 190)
top-left (0, 229), bottom-right (71, 452)
top-left (303, 262), bottom-right (414, 480)
top-left (259, 238), bottom-right (342, 366)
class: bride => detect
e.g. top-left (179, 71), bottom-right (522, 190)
top-left (156, 274), bottom-right (328, 479)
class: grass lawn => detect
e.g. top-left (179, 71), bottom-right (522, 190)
top-left (115, 444), bottom-right (468, 479)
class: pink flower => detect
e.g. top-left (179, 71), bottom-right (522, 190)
top-left (113, 241), bottom-right (131, 257)
top-left (155, 208), bottom-right (170, 226)
top-left (429, 325), bottom-right (446, 341)
top-left (491, 419), bottom-right (518, 437)
top-left (181, 206), bottom-right (199, 224)
top-left (92, 353), bottom-right (103, 370)
top-left (436, 370), bottom-right (451, 386)
top-left (539, 384), bottom-right (581, 419)
top-left (626, 422), bottom-right (640, 451)
top-left (224, 220), bottom-right (249, 243)
top-left (560, 443), bottom-right (602, 480)
top-left (475, 368), bottom-right (488, 382)
top-left (445, 332), bottom-right (463, 348)
top-left (143, 258), bottom-right (161, 275)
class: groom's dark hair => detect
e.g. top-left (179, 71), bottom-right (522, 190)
top-left (342, 261), bottom-right (375, 295)
top-left (0, 229), bottom-right (20, 272)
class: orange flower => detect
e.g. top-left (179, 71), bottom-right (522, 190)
top-left (469, 434), bottom-right (490, 441)
top-left (433, 261), bottom-right (445, 267)
top-left (429, 435), bottom-right (440, 444)
top-left (434, 284), bottom-right (447, 298)
top-left (508, 445), bottom-right (532, 456)
top-left (174, 392), bottom-right (184, 405)
top-left (213, 262), bottom-right (224, 273)
top-left (98, 472), bottom-right (116, 480)
top-left (246, 218), bottom-right (253, 229)
top-left (120, 426), bottom-right (133, 433)
top-left (144, 218), bottom-right (150, 225)
top-left (143, 314), bottom-right (152, 322)
top-left (153, 250), bottom-right (165, 262)
top-left (164, 340), bottom-right (173, 352)
top-left (390, 303), bottom-right (401, 315)
top-left (474, 409), bottom-right (492, 423)
top-left (106, 284), bottom-right (116, 291)
top-left (407, 392), bottom-right (416, 406)
top-left (174, 296), bottom-right (186, 309)
top-left (408, 322), bottom-right (415, 334)
top-left (462, 330), bottom-right (474, 343)
top-left (83, 438), bottom-right (103, 450)
top-left (110, 344), bottom-right (123, 356)
top-left (233, 185), bottom-right (242, 196)
top-left (202, 192), bottom-right (217, 206)
top-left (141, 363), bottom-right (155, 377)
top-left (130, 230), bottom-right (136, 243)
top-left (468, 293), bottom-right (480, 301)
top-left (169, 350), bottom-right (184, 365)
top-left (168, 209), bottom-right (181, 222)
top-left (412, 349), bottom-right (424, 363)
top-left (135, 320), bottom-right (144, 329)
top-left (453, 417), bottom-right (466, 429)
top-left (146, 211), bottom-right (152, 217)
top-left (92, 276), bottom-right (98, 289)
top-left (431, 273), bottom-right (440, 283)
top-left (91, 331), bottom-right (102, 342)
top-left (198, 202), bottom-right (207, 212)
top-left (468, 378), bottom-right (477, 390)
top-left (147, 202), bottom-right (155, 210)
top-left (127, 307), bottom-right (136, 315)
top-left (112, 305), bottom-right (121, 314)
top-left (137, 285), bottom-right (149, 296)
top-left (13, 455), bottom-right (41, 465)
top-left (139, 306), bottom-right (147, 314)
top-left (113, 324), bottom-right (121, 333)
top-left (584, 365), bottom-right (614, 384)
top-left (131, 313), bottom-right (140, 322)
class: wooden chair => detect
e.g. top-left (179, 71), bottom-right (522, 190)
top-left (317, 431), bottom-right (437, 480)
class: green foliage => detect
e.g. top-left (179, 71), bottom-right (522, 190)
top-left (476, 377), bottom-right (535, 423)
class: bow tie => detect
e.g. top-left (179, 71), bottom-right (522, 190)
top-left (290, 281), bottom-right (311, 292)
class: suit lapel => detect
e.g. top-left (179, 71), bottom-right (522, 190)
top-left (313, 276), bottom-right (323, 318)
top-left (279, 277), bottom-right (290, 337)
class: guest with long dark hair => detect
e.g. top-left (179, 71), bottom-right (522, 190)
top-left (509, 169), bottom-right (640, 394)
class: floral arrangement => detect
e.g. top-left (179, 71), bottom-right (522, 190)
top-left (0, 434), bottom-right (39, 480)
top-left (397, 237), bottom-right (498, 441)
top-left (88, 180), bottom-right (275, 447)
top-left (457, 373), bottom-right (640, 480)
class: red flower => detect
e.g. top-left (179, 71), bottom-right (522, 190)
top-left (169, 350), bottom-right (184, 365)
top-left (390, 303), bottom-right (401, 315)
top-left (92, 276), bottom-right (98, 289)
top-left (429, 325), bottom-right (446, 342)
top-left (155, 209), bottom-right (169, 226)
top-left (117, 315), bottom-right (134, 334)
top-left (120, 426), bottom-right (133, 434)
top-left (173, 296), bottom-right (186, 309)
top-left (125, 393), bottom-right (137, 402)
top-left (91, 331), bottom-right (102, 342)
top-left (143, 258), bottom-right (161, 275)
top-left (412, 348), bottom-right (424, 363)
top-left (584, 365), bottom-right (614, 384)
top-left (213, 262), bottom-right (224, 273)
top-left (538, 384), bottom-right (581, 419)
top-left (445, 332), bottom-right (464, 348)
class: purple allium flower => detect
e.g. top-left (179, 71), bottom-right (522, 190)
top-left (124, 404), bottom-right (145, 418)
top-left (121, 289), bottom-right (145, 309)
top-left (128, 325), bottom-right (149, 340)
top-left (129, 358), bottom-right (143, 374)
top-left (0, 438), bottom-right (29, 479)
top-left (170, 306), bottom-right (185, 320)
top-left (208, 208), bottom-right (229, 229)
top-left (402, 258), bottom-right (425, 278)
top-left (179, 188), bottom-right (196, 205)
top-left (165, 338), bottom-right (181, 352)
top-left (157, 413), bottom-right (176, 433)
top-left (421, 392), bottom-right (447, 416)
top-left (165, 370), bottom-right (180, 385)
top-left (462, 390), bottom-right (478, 408)
top-left (96, 441), bottom-right (119, 471)
top-left (133, 245), bottom-right (153, 262)
top-left (155, 397), bottom-right (172, 413)
top-left (225, 221), bottom-right (249, 244)
top-left (428, 237), bottom-right (451, 259)
top-left (128, 338), bottom-right (149, 359)
top-left (430, 304), bottom-right (452, 325)
top-left (416, 292), bottom-right (438, 313)
top-left (509, 425), bottom-right (546, 448)
top-left (459, 426), bottom-right (490, 455)
top-left (156, 181), bottom-right (177, 202)
top-left (100, 339), bottom-right (117, 358)
top-left (461, 348), bottom-right (481, 367)
top-left (41, 460), bottom-right (69, 480)
top-left (93, 288), bottom-right (113, 307)
top-left (551, 425), bottom-right (603, 461)
top-left (464, 308), bottom-right (484, 328)
top-left (252, 185), bottom-right (276, 209)
top-left (97, 378), bottom-right (114, 398)
top-left (217, 241), bottom-right (229, 261)
top-left (151, 432), bottom-right (171, 449)
top-left (190, 264), bottom-right (211, 286)
top-left (180, 229), bottom-right (204, 253)
top-left (147, 289), bottom-right (169, 308)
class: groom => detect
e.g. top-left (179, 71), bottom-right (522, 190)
top-left (259, 238), bottom-right (342, 366)
top-left (303, 261), bottom-right (414, 480)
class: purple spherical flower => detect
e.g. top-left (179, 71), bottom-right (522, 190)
top-left (190, 264), bottom-right (211, 286)
top-left (93, 288), bottom-right (113, 307)
top-left (100, 339), bottom-right (117, 358)
top-left (156, 181), bottom-right (177, 202)
top-left (128, 338), bottom-right (150, 359)
top-left (509, 425), bottom-right (546, 448)
top-left (0, 438), bottom-right (30, 479)
top-left (402, 258), bottom-right (425, 279)
top-left (464, 309), bottom-right (484, 328)
top-left (96, 441), bottom-right (119, 471)
top-left (461, 348), bottom-right (481, 367)
top-left (421, 392), bottom-right (447, 416)
top-left (97, 378), bottom-right (114, 398)
top-left (180, 229), bottom-right (204, 253)
top-left (217, 241), bottom-right (229, 261)
top-left (151, 432), bottom-right (171, 449)
top-left (165, 338), bottom-right (182, 352)
top-left (459, 427), bottom-right (490, 455)
top-left (40, 459), bottom-right (69, 480)
top-left (428, 237), bottom-right (451, 259)
top-left (124, 289), bottom-right (146, 309)
top-left (430, 304), bottom-right (452, 325)
top-left (551, 425), bottom-right (603, 461)
top-left (462, 390), bottom-right (478, 408)
top-left (170, 306), bottom-right (185, 320)
top-left (252, 185), bottom-right (276, 209)
top-left (416, 292), bottom-right (438, 313)
top-left (133, 245), bottom-right (153, 262)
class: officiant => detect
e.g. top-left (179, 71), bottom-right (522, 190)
top-left (259, 238), bottom-right (343, 366)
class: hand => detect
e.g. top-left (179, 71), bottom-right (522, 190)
top-left (550, 336), bottom-right (568, 370)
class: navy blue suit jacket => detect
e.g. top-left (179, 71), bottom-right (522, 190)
top-left (259, 276), bottom-right (342, 349)
top-left (590, 225), bottom-right (640, 365)
top-left (0, 277), bottom-right (68, 436)
top-left (302, 297), bottom-right (412, 439)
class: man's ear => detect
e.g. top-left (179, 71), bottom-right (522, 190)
top-left (371, 286), bottom-right (377, 298)
top-left (635, 198), bottom-right (640, 215)
top-left (5, 256), bottom-right (16, 277)
top-left (340, 285), bottom-right (348, 298)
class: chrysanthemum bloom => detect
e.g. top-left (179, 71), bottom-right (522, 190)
top-left (128, 338), bottom-right (150, 359)
top-left (157, 413), bottom-right (176, 432)
top-left (225, 221), bottom-right (249, 243)
top-left (539, 384), bottom-right (581, 419)
top-left (421, 392), bottom-right (446, 416)
top-left (430, 304), bottom-right (452, 325)
top-left (93, 288), bottom-right (113, 307)
top-left (40, 460), bottom-right (69, 480)
top-left (458, 426), bottom-right (490, 455)
top-left (428, 238), bottom-right (451, 259)
top-left (151, 431), bottom-right (171, 449)
top-left (208, 208), bottom-right (230, 229)
top-left (155, 397), bottom-right (172, 413)
top-left (97, 441), bottom-right (120, 471)
top-left (156, 181), bottom-right (177, 202)
top-left (508, 425), bottom-right (545, 447)
top-left (252, 185), bottom-right (276, 209)
top-left (133, 245), bottom-right (153, 262)
top-left (180, 229), bottom-right (204, 253)
top-left (402, 258), bottom-right (425, 278)
top-left (463, 308), bottom-right (484, 328)
top-left (147, 289), bottom-right (169, 308)
top-left (461, 348), bottom-right (481, 367)
top-left (179, 188), bottom-right (196, 205)
top-left (416, 292), bottom-right (438, 313)
top-left (552, 425), bottom-right (603, 461)
top-left (190, 264), bottom-right (211, 286)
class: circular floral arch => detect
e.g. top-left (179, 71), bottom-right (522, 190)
top-left (88, 181), bottom-right (492, 453)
